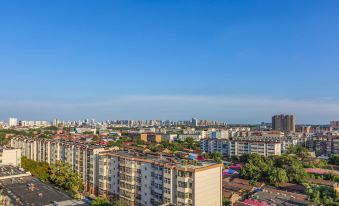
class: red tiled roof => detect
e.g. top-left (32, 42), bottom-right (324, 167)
top-left (308, 178), bottom-right (335, 187)
top-left (243, 199), bottom-right (270, 206)
top-left (305, 168), bottom-right (339, 175)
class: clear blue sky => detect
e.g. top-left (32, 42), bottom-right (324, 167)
top-left (0, 0), bottom-right (339, 123)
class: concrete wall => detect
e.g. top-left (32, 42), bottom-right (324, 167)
top-left (194, 167), bottom-right (222, 206)
top-left (0, 148), bottom-right (22, 167)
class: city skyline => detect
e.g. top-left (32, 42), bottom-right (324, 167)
top-left (1, 96), bottom-right (339, 124)
top-left (1, 1), bottom-right (339, 123)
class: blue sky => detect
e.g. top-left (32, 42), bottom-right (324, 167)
top-left (0, 0), bottom-right (339, 123)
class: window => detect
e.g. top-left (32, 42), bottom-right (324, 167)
top-left (185, 193), bottom-right (189, 198)
top-left (164, 188), bottom-right (171, 194)
top-left (164, 178), bottom-right (170, 184)
top-left (187, 172), bottom-right (193, 178)
top-left (178, 171), bottom-right (185, 177)
top-left (178, 181), bottom-right (187, 188)
top-left (177, 192), bottom-right (185, 199)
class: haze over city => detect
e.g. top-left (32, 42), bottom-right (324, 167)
top-left (1, 0), bottom-right (339, 123)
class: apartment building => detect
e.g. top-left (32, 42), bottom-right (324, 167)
top-left (10, 137), bottom-right (110, 195)
top-left (0, 146), bottom-right (22, 167)
top-left (98, 151), bottom-right (223, 206)
top-left (162, 134), bottom-right (178, 142)
top-left (19, 120), bottom-right (50, 127)
top-left (139, 133), bottom-right (162, 143)
top-left (8, 117), bottom-right (18, 127)
top-left (272, 114), bottom-right (296, 133)
top-left (306, 135), bottom-right (339, 156)
top-left (183, 129), bottom-right (210, 139)
top-left (201, 138), bottom-right (283, 158)
top-left (177, 134), bottom-right (202, 141)
top-left (210, 130), bottom-right (229, 139)
top-left (10, 137), bottom-right (37, 160)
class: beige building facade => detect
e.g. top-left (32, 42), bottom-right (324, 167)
top-left (98, 151), bottom-right (223, 206)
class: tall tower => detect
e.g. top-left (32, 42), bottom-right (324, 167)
top-left (272, 114), bottom-right (295, 133)
top-left (9, 117), bottom-right (18, 127)
top-left (192, 118), bottom-right (198, 127)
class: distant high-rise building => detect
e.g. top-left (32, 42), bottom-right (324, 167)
top-left (52, 118), bottom-right (60, 127)
top-left (330, 121), bottom-right (339, 129)
top-left (9, 117), bottom-right (18, 127)
top-left (192, 118), bottom-right (198, 127)
top-left (272, 114), bottom-right (295, 132)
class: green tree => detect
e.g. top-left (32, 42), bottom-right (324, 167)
top-left (44, 126), bottom-right (58, 131)
top-left (239, 153), bottom-right (250, 163)
top-left (161, 140), bottom-right (170, 149)
top-left (241, 161), bottom-right (261, 182)
top-left (287, 145), bottom-right (310, 160)
top-left (223, 198), bottom-right (231, 206)
top-left (50, 161), bottom-right (83, 197)
top-left (113, 200), bottom-right (128, 206)
top-left (288, 160), bottom-right (308, 183)
top-left (268, 168), bottom-right (288, 186)
top-left (329, 154), bottom-right (339, 165)
top-left (274, 155), bottom-right (308, 184)
top-left (91, 197), bottom-right (112, 206)
top-left (21, 157), bottom-right (50, 182)
top-left (304, 183), bottom-right (338, 206)
top-left (211, 151), bottom-right (223, 163)
top-left (135, 139), bottom-right (145, 145)
top-left (183, 137), bottom-right (198, 150)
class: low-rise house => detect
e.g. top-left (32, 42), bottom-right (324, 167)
top-left (223, 178), bottom-right (264, 205)
top-left (308, 178), bottom-right (339, 192)
top-left (236, 188), bottom-right (310, 206)
top-left (276, 183), bottom-right (306, 194)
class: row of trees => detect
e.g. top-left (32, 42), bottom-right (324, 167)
top-left (0, 127), bottom-right (60, 144)
top-left (106, 136), bottom-right (201, 153)
top-left (308, 172), bottom-right (339, 182)
top-left (21, 156), bottom-right (50, 182)
top-left (0, 129), bottom-right (32, 145)
top-left (286, 144), bottom-right (310, 160)
top-left (21, 157), bottom-right (83, 198)
top-left (304, 183), bottom-right (339, 206)
top-left (240, 153), bottom-right (307, 186)
top-left (50, 162), bottom-right (83, 198)
top-left (157, 137), bottom-right (200, 152)
top-left (107, 137), bottom-right (132, 147)
top-left (91, 198), bottom-right (127, 206)
top-left (329, 154), bottom-right (339, 165)
top-left (204, 151), bottom-right (223, 163)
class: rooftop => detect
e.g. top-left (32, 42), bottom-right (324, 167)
top-left (223, 178), bottom-right (264, 199)
top-left (101, 150), bottom-right (222, 171)
top-left (0, 176), bottom-right (86, 206)
top-left (308, 178), bottom-right (336, 187)
top-left (249, 190), bottom-right (310, 206)
top-left (0, 165), bottom-right (29, 178)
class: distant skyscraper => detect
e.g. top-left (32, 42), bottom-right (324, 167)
top-left (272, 114), bottom-right (295, 132)
top-left (192, 118), bottom-right (198, 127)
top-left (9, 117), bottom-right (18, 127)
top-left (52, 118), bottom-right (60, 127)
